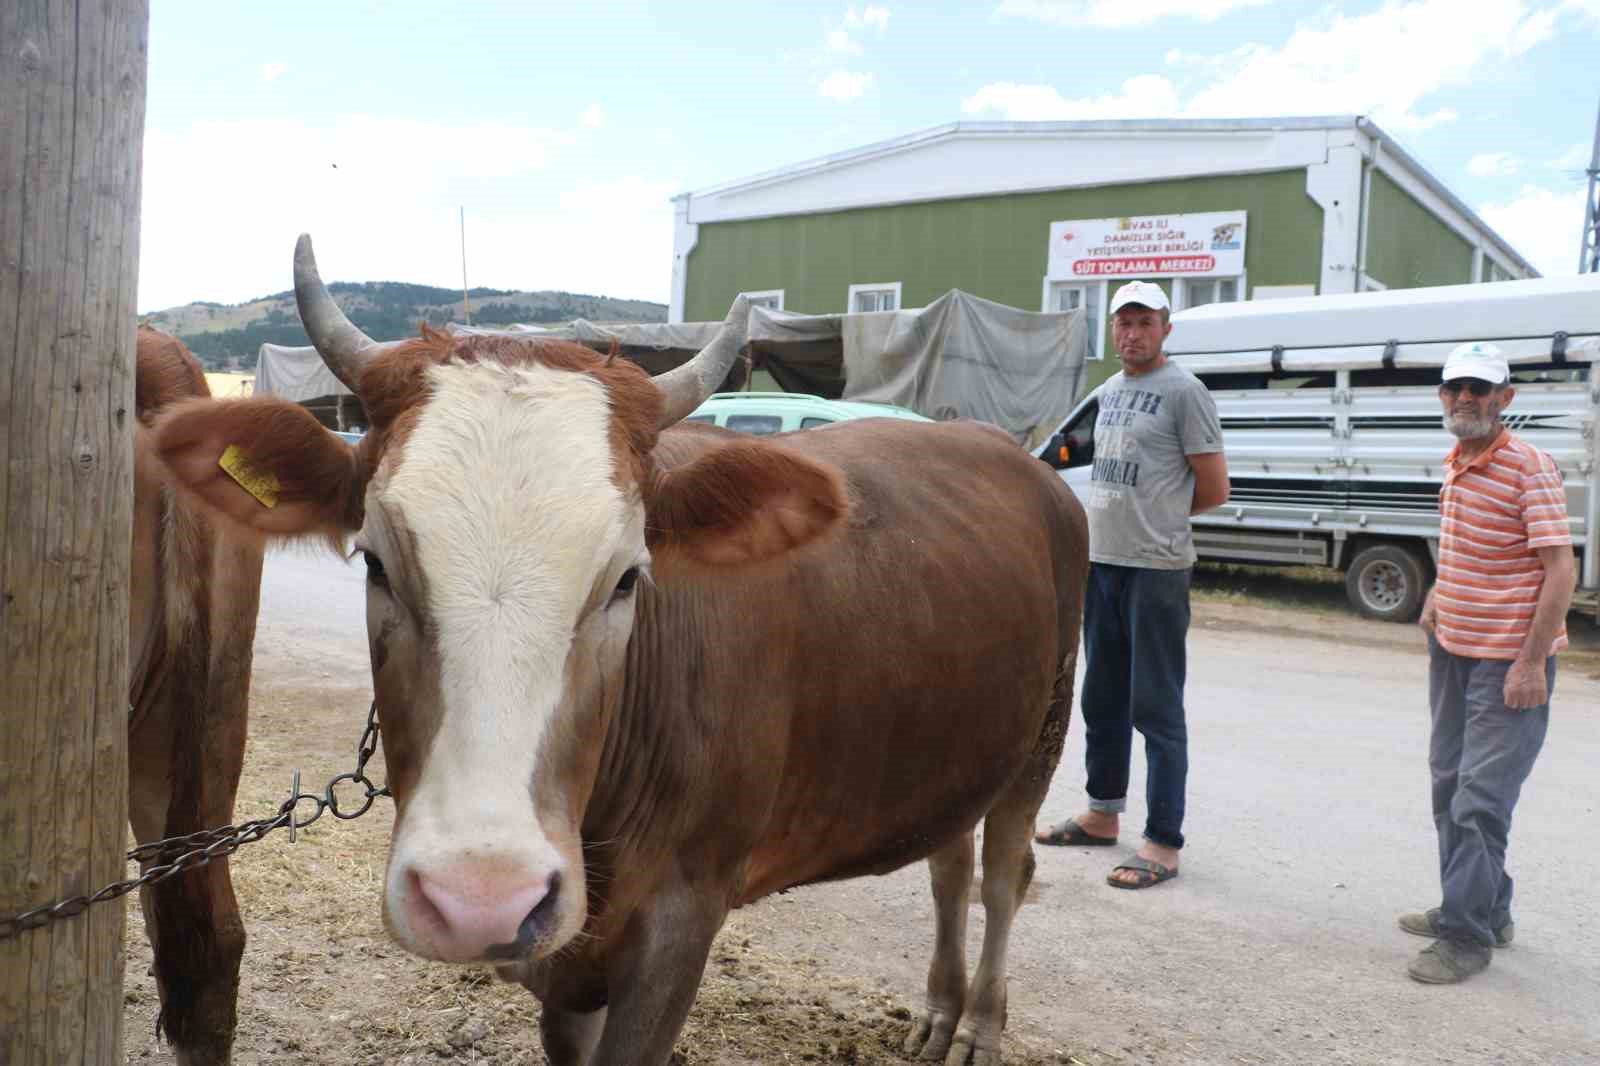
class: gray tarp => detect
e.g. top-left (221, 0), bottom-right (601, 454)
top-left (747, 290), bottom-right (1085, 445)
top-left (254, 343), bottom-right (352, 403)
top-left (267, 292), bottom-right (1086, 446)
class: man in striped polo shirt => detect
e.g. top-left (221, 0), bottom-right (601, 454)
top-left (1402, 341), bottom-right (1575, 985)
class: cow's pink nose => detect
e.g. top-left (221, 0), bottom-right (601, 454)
top-left (408, 867), bottom-right (558, 962)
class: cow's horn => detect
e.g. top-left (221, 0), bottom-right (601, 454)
top-left (653, 295), bottom-right (751, 428)
top-left (293, 234), bottom-right (392, 393)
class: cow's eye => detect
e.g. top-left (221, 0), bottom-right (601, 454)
top-left (612, 566), bottom-right (639, 600)
top-left (362, 550), bottom-right (387, 586)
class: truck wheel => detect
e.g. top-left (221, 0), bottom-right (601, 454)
top-left (1345, 543), bottom-right (1430, 623)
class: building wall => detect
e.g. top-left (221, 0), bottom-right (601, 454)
top-left (687, 170), bottom-right (1319, 313)
top-left (1364, 169), bottom-right (1475, 290)
top-left (685, 169), bottom-right (1326, 390)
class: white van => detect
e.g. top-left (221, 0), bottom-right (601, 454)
top-left (1041, 275), bottom-right (1600, 623)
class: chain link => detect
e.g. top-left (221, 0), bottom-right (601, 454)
top-left (0, 701), bottom-right (390, 942)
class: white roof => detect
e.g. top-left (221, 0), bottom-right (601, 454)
top-left (674, 117), bottom-right (1536, 278)
top-left (1167, 275), bottom-right (1600, 375)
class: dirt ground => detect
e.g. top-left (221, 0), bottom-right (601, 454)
top-left (121, 557), bottom-right (1600, 1065)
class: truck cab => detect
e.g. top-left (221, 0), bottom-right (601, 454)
top-left (1041, 275), bottom-right (1600, 622)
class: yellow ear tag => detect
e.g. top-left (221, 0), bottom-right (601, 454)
top-left (218, 445), bottom-right (280, 508)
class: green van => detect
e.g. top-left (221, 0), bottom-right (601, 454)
top-left (685, 392), bottom-right (933, 436)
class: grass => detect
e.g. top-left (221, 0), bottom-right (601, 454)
top-left (1191, 561), bottom-right (1351, 615)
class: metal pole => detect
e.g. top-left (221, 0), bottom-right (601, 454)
top-left (1585, 369), bottom-right (1600, 606)
top-left (1581, 96), bottom-right (1600, 273)
top-left (460, 206), bottom-right (472, 324)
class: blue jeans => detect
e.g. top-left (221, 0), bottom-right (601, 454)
top-left (1428, 636), bottom-right (1553, 948)
top-left (1081, 562), bottom-right (1191, 850)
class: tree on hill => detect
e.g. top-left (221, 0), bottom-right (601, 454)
top-left (166, 281), bottom-right (666, 368)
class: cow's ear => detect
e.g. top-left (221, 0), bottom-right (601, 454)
top-left (646, 440), bottom-right (848, 568)
top-left (153, 396), bottom-right (362, 538)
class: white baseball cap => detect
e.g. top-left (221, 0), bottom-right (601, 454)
top-left (1442, 341), bottom-right (1510, 384)
top-left (1109, 280), bottom-right (1170, 315)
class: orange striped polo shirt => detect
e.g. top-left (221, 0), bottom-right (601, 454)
top-left (1435, 428), bottom-right (1571, 660)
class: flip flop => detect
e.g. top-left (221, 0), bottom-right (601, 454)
top-left (1034, 818), bottom-right (1117, 847)
top-left (1106, 855), bottom-right (1179, 889)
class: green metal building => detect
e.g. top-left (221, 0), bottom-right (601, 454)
top-left (670, 117), bottom-right (1536, 390)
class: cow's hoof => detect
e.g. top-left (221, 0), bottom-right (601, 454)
top-left (903, 1009), bottom-right (959, 1061)
top-left (944, 1029), bottom-right (1004, 1066)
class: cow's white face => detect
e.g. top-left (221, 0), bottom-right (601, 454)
top-left (150, 297), bottom-right (849, 968)
top-left (359, 360), bottom-right (647, 964)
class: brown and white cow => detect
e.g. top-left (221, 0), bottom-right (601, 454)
top-left (152, 236), bottom-right (1087, 1066)
top-left (132, 327), bottom-right (265, 1065)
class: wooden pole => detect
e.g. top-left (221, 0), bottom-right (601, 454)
top-left (0, 2), bottom-right (147, 1062)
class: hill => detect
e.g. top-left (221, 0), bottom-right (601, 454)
top-left (143, 282), bottom-right (667, 369)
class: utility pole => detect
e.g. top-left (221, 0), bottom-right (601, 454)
top-left (1, 2), bottom-right (147, 1062)
top-left (460, 206), bottom-right (472, 325)
top-left (1583, 96), bottom-right (1600, 273)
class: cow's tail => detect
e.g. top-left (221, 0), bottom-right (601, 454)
top-left (1030, 470), bottom-right (1089, 778)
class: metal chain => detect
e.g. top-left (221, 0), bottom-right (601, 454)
top-left (0, 701), bottom-right (390, 942)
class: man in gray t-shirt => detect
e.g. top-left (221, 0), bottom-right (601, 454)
top-left (1037, 280), bottom-right (1229, 890)
top-left (1084, 357), bottom-right (1222, 569)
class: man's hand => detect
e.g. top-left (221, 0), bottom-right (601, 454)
top-left (1187, 451), bottom-right (1230, 515)
top-left (1419, 590), bottom-right (1437, 635)
top-left (1504, 544), bottom-right (1574, 708)
top-left (1503, 657), bottom-right (1548, 709)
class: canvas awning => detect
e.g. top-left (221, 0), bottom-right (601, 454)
top-left (451, 292), bottom-right (1087, 445)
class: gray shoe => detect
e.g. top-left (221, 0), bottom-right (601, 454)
top-left (1398, 907), bottom-right (1513, 948)
top-left (1408, 938), bottom-right (1491, 984)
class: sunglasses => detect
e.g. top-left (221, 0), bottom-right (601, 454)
top-left (1439, 379), bottom-right (1497, 398)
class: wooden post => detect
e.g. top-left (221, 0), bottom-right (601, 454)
top-left (0, 2), bottom-right (148, 1063)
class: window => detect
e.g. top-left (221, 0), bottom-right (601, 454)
top-left (800, 417), bottom-right (834, 430)
top-left (683, 415), bottom-right (715, 425)
top-left (726, 414), bottom-right (783, 436)
top-left (1176, 277), bottom-right (1241, 309)
top-left (1048, 281), bottom-right (1101, 359)
top-left (848, 282), bottom-right (902, 313)
top-left (739, 289), bottom-right (785, 311)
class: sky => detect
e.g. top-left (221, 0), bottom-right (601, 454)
top-left (138, 0), bottom-right (1600, 313)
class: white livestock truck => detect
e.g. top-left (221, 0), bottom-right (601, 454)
top-left (1042, 275), bottom-right (1600, 623)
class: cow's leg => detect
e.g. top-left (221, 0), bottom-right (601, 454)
top-left (904, 832), bottom-right (975, 1061)
top-left (539, 1003), bottom-right (607, 1066)
top-left (947, 654), bottom-right (1073, 1066)
top-left (587, 886), bottom-right (726, 1066)
top-left (129, 658), bottom-right (250, 1066)
top-left (940, 806), bottom-right (1035, 1066)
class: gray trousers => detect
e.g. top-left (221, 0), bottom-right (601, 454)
top-left (1428, 635), bottom-right (1553, 948)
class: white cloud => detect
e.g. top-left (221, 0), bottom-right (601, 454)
top-left (1554, 142), bottom-right (1592, 170)
top-left (826, 28), bottom-right (864, 55)
top-left (844, 5), bottom-right (891, 31)
top-left (967, 0), bottom-right (1565, 133)
top-left (135, 116), bottom-right (680, 313)
top-left (1180, 1), bottom-right (1553, 131)
top-left (1478, 183), bottom-right (1588, 276)
top-left (819, 70), bottom-right (875, 102)
top-left (962, 75), bottom-right (1180, 120)
top-left (998, 0), bottom-right (1270, 29)
top-left (580, 104), bottom-right (606, 129)
top-left (260, 62), bottom-right (287, 83)
top-left (1468, 151), bottom-right (1521, 178)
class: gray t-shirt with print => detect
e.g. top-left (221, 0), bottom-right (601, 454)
top-left (1084, 360), bottom-right (1223, 570)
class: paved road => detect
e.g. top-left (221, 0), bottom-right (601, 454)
top-left (254, 548), bottom-right (1600, 1065)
